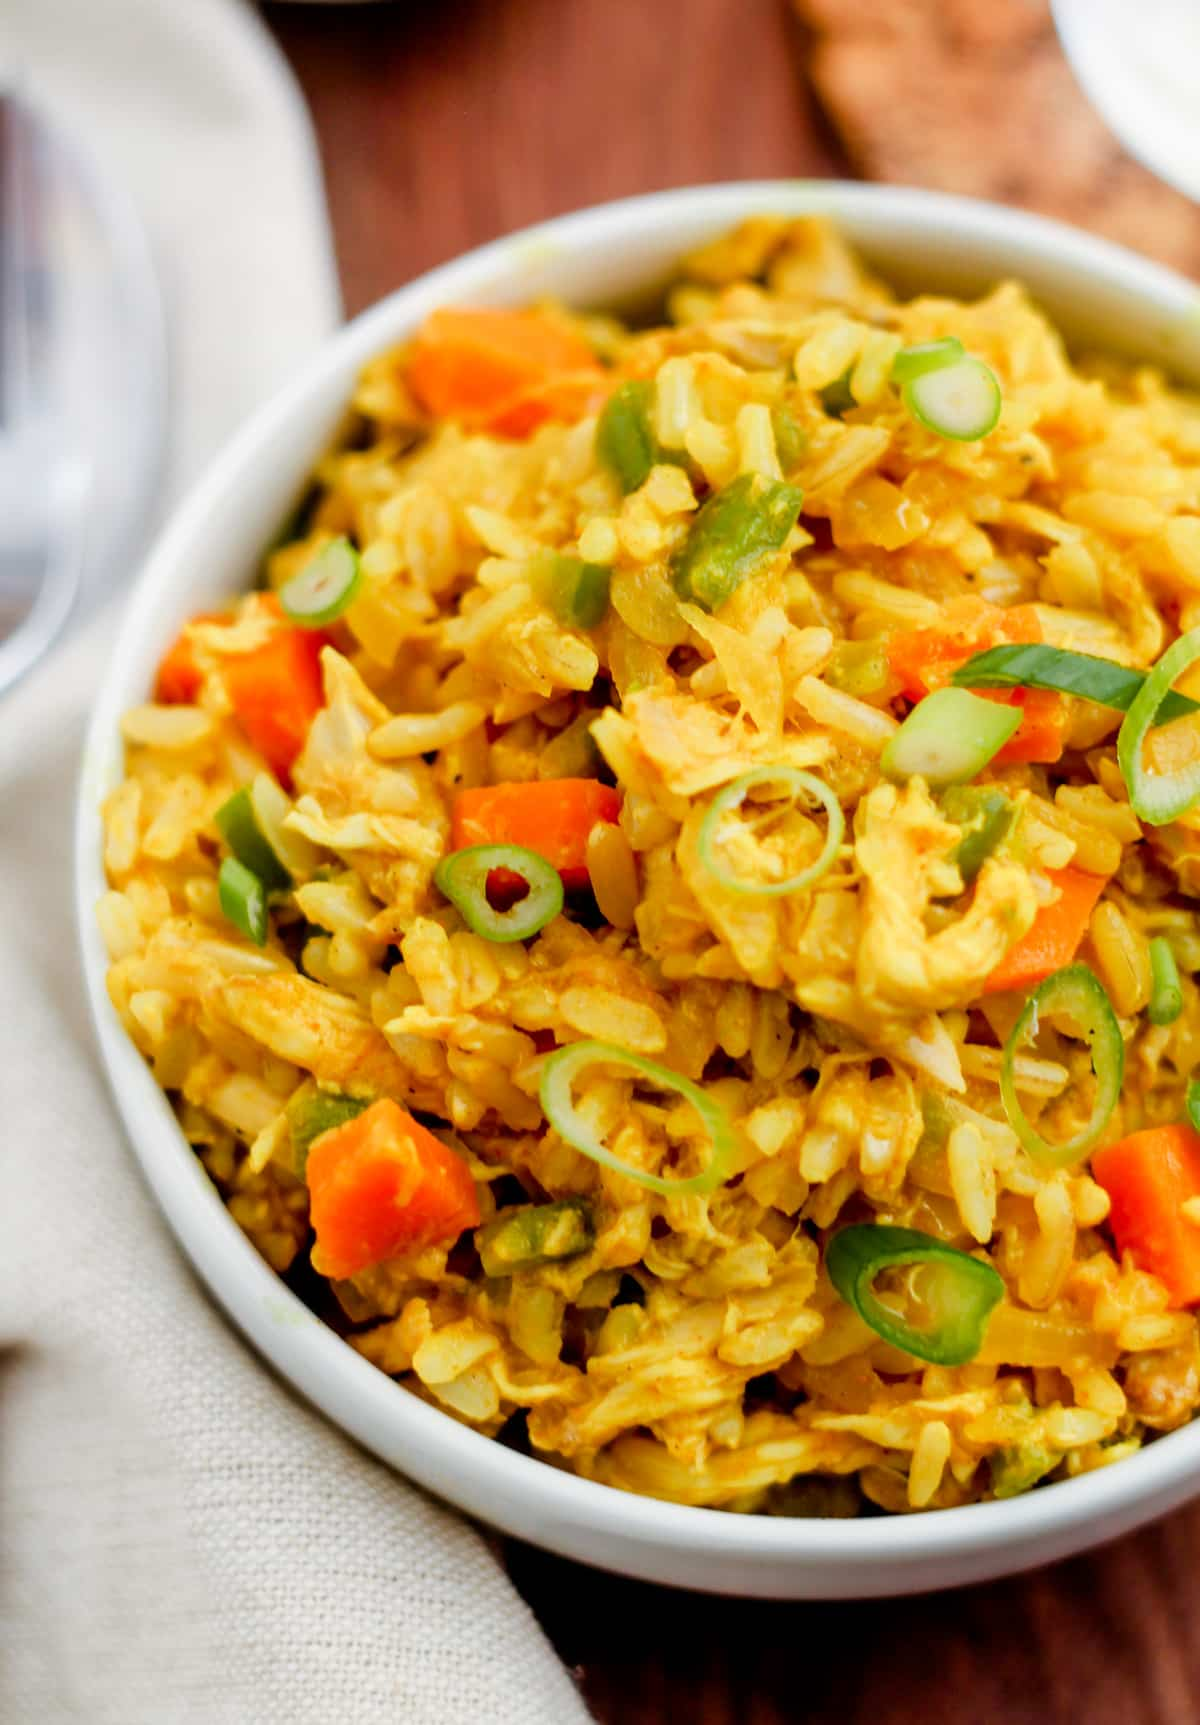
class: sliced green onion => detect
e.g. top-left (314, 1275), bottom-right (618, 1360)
top-left (529, 551), bottom-right (611, 628)
top-left (825, 1224), bottom-right (1003, 1367)
top-left (882, 687), bottom-right (1021, 786)
top-left (671, 473), bottom-right (804, 613)
top-left (890, 337), bottom-right (966, 385)
top-left (697, 766), bottom-right (843, 897)
top-left (1148, 936), bottom-right (1184, 1026)
top-left (215, 785), bottom-right (292, 893)
top-left (218, 855), bottom-right (268, 946)
top-left (818, 368), bottom-right (855, 418)
top-left (1000, 963), bottom-right (1123, 1167)
top-left (539, 1040), bottom-right (736, 1197)
top-left (287, 1086), bottom-right (370, 1178)
top-left (246, 772), bottom-right (323, 877)
top-left (214, 775), bottom-right (321, 891)
top-left (434, 843), bottom-right (563, 943)
top-left (279, 537), bottom-right (362, 626)
top-left (1187, 1078), bottom-right (1200, 1134)
top-left (902, 356), bottom-right (1002, 441)
top-left (953, 642), bottom-right (1199, 725)
top-left (476, 1198), bottom-right (594, 1277)
top-left (1118, 628), bottom-right (1200, 825)
top-left (940, 785), bottom-right (1017, 884)
top-left (596, 380), bottom-right (659, 494)
top-left (771, 405), bottom-right (808, 473)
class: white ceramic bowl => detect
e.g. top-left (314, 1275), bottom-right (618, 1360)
top-left (76, 183), bottom-right (1200, 1598)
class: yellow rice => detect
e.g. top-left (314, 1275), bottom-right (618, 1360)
top-left (100, 216), bottom-right (1200, 1514)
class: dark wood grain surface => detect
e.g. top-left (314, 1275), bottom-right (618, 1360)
top-left (265, 0), bottom-right (844, 318)
top-left (264, 4), bottom-right (1200, 1719)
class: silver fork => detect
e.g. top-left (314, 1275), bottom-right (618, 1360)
top-left (0, 87), bottom-right (164, 699)
top-left (0, 89), bottom-right (88, 693)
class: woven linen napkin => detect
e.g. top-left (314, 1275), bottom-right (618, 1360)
top-left (0, 3), bottom-right (592, 1719)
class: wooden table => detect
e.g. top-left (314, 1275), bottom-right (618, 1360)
top-left (264, 4), bottom-right (1200, 1718)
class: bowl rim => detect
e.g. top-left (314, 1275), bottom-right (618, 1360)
top-left (75, 179), bottom-right (1200, 1582)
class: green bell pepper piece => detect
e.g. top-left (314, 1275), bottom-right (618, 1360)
top-left (671, 473), bottom-right (804, 612)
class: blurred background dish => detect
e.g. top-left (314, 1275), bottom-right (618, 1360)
top-left (793, 0), bottom-right (1200, 274)
top-left (1053, 0), bottom-right (1200, 207)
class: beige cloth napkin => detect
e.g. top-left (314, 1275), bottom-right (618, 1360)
top-left (0, 3), bottom-right (592, 1719)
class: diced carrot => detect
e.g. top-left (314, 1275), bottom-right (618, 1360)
top-left (155, 635), bottom-right (202, 705)
top-left (984, 866), bottom-right (1107, 994)
top-left (224, 626), bottom-right (327, 787)
top-left (306, 1098), bottom-right (480, 1281)
top-left (482, 369), bottom-right (611, 438)
top-left (451, 779), bottom-right (621, 887)
top-left (1092, 1125), bottom-right (1200, 1307)
top-left (887, 599), bottom-right (1064, 765)
top-left (407, 307), bottom-right (604, 438)
top-left (888, 602), bottom-right (990, 698)
top-left (993, 686), bottom-right (1069, 765)
top-left (154, 612), bottom-right (224, 704)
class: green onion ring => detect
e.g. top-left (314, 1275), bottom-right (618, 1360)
top-left (1117, 627), bottom-right (1200, 824)
top-left (901, 357), bottom-right (1002, 442)
top-left (539, 1040), bottom-right (736, 1197)
top-left (279, 537), bottom-right (362, 627)
top-left (697, 766), bottom-right (843, 897)
top-left (1000, 963), bottom-right (1124, 1167)
top-left (890, 337), bottom-right (966, 385)
top-left (825, 1224), bottom-right (1003, 1367)
top-left (434, 843), bottom-right (563, 943)
top-left (953, 641), bottom-right (1200, 725)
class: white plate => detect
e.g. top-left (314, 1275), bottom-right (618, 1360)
top-left (76, 182), bottom-right (1200, 1597)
